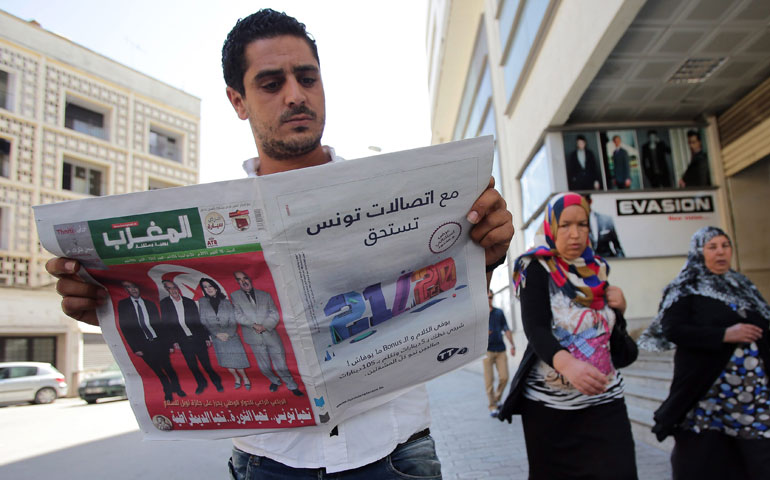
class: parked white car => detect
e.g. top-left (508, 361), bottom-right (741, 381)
top-left (0, 362), bottom-right (68, 405)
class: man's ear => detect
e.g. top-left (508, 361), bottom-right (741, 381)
top-left (226, 87), bottom-right (249, 120)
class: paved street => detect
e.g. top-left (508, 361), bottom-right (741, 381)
top-left (0, 361), bottom-right (671, 479)
top-left (428, 359), bottom-right (672, 480)
top-left (0, 398), bottom-right (232, 479)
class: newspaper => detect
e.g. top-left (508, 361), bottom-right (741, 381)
top-left (34, 136), bottom-right (494, 439)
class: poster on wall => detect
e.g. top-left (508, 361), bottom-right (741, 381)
top-left (561, 127), bottom-right (711, 192)
top-left (588, 190), bottom-right (719, 258)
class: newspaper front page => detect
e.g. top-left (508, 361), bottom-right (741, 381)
top-left (34, 136), bottom-right (494, 439)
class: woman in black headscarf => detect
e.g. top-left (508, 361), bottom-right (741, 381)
top-left (198, 277), bottom-right (251, 390)
top-left (639, 226), bottom-right (770, 479)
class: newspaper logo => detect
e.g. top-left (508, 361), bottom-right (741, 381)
top-left (229, 209), bottom-right (251, 231)
top-left (436, 347), bottom-right (468, 362)
top-left (89, 208), bottom-right (205, 260)
top-left (205, 211), bottom-right (226, 235)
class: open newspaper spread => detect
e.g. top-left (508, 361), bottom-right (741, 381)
top-left (34, 136), bottom-right (494, 439)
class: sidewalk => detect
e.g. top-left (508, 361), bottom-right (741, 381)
top-left (425, 359), bottom-right (672, 480)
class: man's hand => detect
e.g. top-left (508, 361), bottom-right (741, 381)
top-left (509, 346), bottom-right (516, 356)
top-left (553, 350), bottom-right (608, 396)
top-left (45, 257), bottom-right (106, 326)
top-left (136, 351), bottom-right (144, 357)
top-left (724, 323), bottom-right (763, 344)
top-left (205, 339), bottom-right (212, 348)
top-left (624, 179), bottom-right (631, 188)
top-left (467, 177), bottom-right (514, 266)
top-left (252, 324), bottom-right (267, 334)
top-left (216, 333), bottom-right (229, 342)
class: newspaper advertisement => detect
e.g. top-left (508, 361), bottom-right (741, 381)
top-left (34, 136), bottom-right (494, 439)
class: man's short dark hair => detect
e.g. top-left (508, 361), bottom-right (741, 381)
top-left (576, 134), bottom-right (587, 143)
top-left (648, 129), bottom-right (657, 136)
top-left (222, 8), bottom-right (319, 95)
top-left (686, 130), bottom-right (700, 141)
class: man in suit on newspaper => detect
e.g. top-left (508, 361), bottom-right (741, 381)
top-left (159, 279), bottom-right (224, 395)
top-left (230, 270), bottom-right (302, 396)
top-left (117, 280), bottom-right (184, 402)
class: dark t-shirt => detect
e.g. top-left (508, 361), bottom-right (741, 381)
top-left (488, 307), bottom-right (509, 352)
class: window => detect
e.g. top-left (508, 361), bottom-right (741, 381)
top-left (149, 127), bottom-right (182, 162)
top-left (0, 69), bottom-right (11, 111)
top-left (148, 178), bottom-right (178, 190)
top-left (500, 0), bottom-right (551, 101)
top-left (62, 158), bottom-right (104, 196)
top-left (0, 138), bottom-right (9, 178)
top-left (0, 337), bottom-right (56, 364)
top-left (64, 99), bottom-right (108, 140)
top-left (0, 206), bottom-right (8, 250)
top-left (520, 144), bottom-right (552, 222)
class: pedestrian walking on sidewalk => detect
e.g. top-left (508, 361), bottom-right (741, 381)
top-left (485, 289), bottom-right (515, 417)
top-left (639, 226), bottom-right (770, 480)
top-left (498, 192), bottom-right (639, 480)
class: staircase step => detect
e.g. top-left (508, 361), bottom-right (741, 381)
top-left (624, 383), bottom-right (667, 412)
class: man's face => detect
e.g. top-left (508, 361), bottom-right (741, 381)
top-left (234, 272), bottom-right (253, 293)
top-left (122, 281), bottom-right (140, 299)
top-left (163, 281), bottom-right (182, 301)
top-left (576, 139), bottom-right (586, 150)
top-left (226, 35), bottom-right (325, 160)
top-left (613, 136), bottom-right (621, 147)
top-left (688, 135), bottom-right (702, 154)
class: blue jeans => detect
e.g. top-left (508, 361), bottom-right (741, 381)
top-left (228, 434), bottom-right (442, 479)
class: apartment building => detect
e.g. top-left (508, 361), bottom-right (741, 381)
top-left (0, 10), bottom-right (201, 394)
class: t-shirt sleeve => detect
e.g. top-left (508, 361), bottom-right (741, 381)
top-left (519, 261), bottom-right (567, 367)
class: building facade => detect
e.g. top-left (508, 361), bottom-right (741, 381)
top-left (427, 0), bottom-right (770, 447)
top-left (0, 11), bottom-right (201, 395)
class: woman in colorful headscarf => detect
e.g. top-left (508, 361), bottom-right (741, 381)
top-left (498, 192), bottom-right (639, 480)
top-left (638, 226), bottom-right (770, 479)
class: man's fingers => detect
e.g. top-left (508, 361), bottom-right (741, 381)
top-left (466, 179), bottom-right (502, 225)
top-left (470, 207), bottom-right (514, 246)
top-left (45, 257), bottom-right (80, 278)
top-left (60, 297), bottom-right (100, 326)
top-left (56, 277), bottom-right (105, 299)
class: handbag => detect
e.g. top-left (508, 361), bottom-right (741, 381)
top-left (554, 309), bottom-right (614, 375)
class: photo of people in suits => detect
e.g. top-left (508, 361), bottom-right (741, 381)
top-left (585, 195), bottom-right (624, 258)
top-left (231, 271), bottom-right (303, 396)
top-left (563, 132), bottom-right (603, 191)
top-left (159, 278), bottom-right (224, 395)
top-left (679, 129), bottom-right (711, 188)
top-left (638, 129), bottom-right (673, 188)
top-left (600, 130), bottom-right (642, 190)
top-left (117, 280), bottom-right (184, 402)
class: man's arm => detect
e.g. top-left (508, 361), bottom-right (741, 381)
top-left (504, 329), bottom-right (515, 356)
top-left (257, 291), bottom-right (280, 331)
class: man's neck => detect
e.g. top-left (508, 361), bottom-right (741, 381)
top-left (257, 145), bottom-right (330, 176)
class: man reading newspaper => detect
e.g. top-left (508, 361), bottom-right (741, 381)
top-left (45, 9), bottom-right (514, 479)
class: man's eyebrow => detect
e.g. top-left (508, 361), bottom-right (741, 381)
top-left (254, 68), bottom-right (285, 82)
top-left (292, 65), bottom-right (319, 74)
top-left (253, 65), bottom-right (318, 83)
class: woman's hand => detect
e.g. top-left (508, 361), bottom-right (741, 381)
top-left (553, 350), bottom-right (608, 396)
top-left (216, 332), bottom-right (230, 342)
top-left (605, 285), bottom-right (627, 314)
top-left (724, 323), bottom-right (763, 344)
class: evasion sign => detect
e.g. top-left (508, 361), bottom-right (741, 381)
top-left (589, 190), bottom-right (719, 258)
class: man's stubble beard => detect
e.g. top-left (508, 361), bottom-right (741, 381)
top-left (261, 130), bottom-right (323, 160)
top-left (255, 107), bottom-right (325, 161)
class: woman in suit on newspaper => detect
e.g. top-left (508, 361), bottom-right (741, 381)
top-left (198, 277), bottom-right (251, 390)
